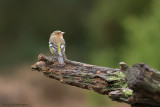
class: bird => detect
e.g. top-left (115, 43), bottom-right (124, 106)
top-left (49, 30), bottom-right (66, 66)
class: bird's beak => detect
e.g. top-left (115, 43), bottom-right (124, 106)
top-left (61, 32), bottom-right (65, 34)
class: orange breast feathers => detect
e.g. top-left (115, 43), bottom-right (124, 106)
top-left (49, 36), bottom-right (65, 44)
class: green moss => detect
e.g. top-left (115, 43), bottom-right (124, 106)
top-left (157, 83), bottom-right (160, 88)
top-left (107, 72), bottom-right (127, 90)
top-left (122, 83), bottom-right (128, 88)
top-left (101, 87), bottom-right (108, 91)
top-left (67, 76), bottom-right (72, 81)
top-left (122, 89), bottom-right (133, 97)
top-left (109, 76), bottom-right (120, 81)
top-left (118, 72), bottom-right (126, 78)
top-left (83, 78), bottom-right (92, 83)
top-left (81, 73), bottom-right (87, 77)
top-left (109, 72), bottom-right (125, 81)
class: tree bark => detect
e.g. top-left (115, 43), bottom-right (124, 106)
top-left (31, 54), bottom-right (160, 107)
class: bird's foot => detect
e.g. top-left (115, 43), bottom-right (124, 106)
top-left (58, 63), bottom-right (66, 67)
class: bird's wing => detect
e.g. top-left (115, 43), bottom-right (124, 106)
top-left (61, 42), bottom-right (66, 52)
top-left (49, 42), bottom-right (58, 54)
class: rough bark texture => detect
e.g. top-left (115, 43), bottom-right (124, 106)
top-left (31, 54), bottom-right (160, 107)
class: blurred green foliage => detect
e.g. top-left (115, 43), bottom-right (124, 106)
top-left (0, 0), bottom-right (160, 69)
top-left (0, 0), bottom-right (160, 106)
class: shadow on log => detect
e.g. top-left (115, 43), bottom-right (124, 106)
top-left (31, 54), bottom-right (160, 107)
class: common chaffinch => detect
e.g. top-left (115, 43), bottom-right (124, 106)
top-left (49, 30), bottom-right (66, 66)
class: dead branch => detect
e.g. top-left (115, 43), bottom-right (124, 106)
top-left (31, 54), bottom-right (160, 107)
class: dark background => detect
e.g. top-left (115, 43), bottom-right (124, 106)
top-left (0, 0), bottom-right (160, 107)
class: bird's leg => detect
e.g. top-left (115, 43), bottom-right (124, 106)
top-left (58, 63), bottom-right (66, 67)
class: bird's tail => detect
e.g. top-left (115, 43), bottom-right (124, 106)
top-left (58, 56), bottom-right (64, 65)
